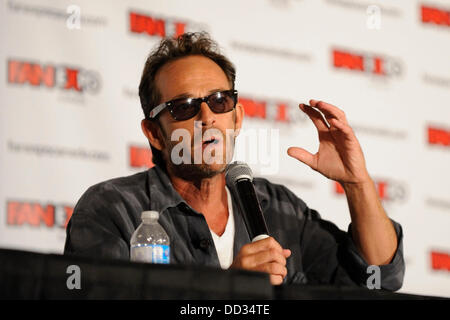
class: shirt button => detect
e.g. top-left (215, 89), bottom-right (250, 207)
top-left (199, 239), bottom-right (211, 249)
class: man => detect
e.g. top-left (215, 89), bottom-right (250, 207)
top-left (64, 32), bottom-right (404, 289)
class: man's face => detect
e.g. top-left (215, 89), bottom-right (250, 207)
top-left (145, 55), bottom-right (244, 181)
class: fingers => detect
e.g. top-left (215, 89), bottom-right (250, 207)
top-left (262, 262), bottom-right (287, 281)
top-left (239, 236), bottom-right (284, 256)
top-left (239, 243), bottom-right (290, 271)
top-left (270, 275), bottom-right (284, 286)
top-left (299, 103), bottom-right (330, 131)
top-left (232, 237), bottom-right (291, 285)
top-left (242, 248), bottom-right (287, 269)
top-left (298, 100), bottom-right (353, 141)
top-left (258, 261), bottom-right (288, 285)
top-left (309, 99), bottom-right (348, 124)
top-left (287, 146), bottom-right (317, 170)
top-left (329, 117), bottom-right (350, 132)
top-left (283, 249), bottom-right (292, 258)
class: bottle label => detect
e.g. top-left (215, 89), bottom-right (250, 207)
top-left (130, 244), bottom-right (170, 264)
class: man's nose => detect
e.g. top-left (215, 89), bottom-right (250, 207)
top-left (198, 101), bottom-right (216, 127)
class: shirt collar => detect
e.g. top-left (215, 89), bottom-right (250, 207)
top-left (146, 166), bottom-right (270, 213)
top-left (147, 166), bottom-right (186, 213)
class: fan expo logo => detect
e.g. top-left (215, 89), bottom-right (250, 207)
top-left (129, 145), bottom-right (154, 168)
top-left (7, 59), bottom-right (101, 94)
top-left (129, 11), bottom-right (206, 38)
top-left (334, 179), bottom-right (406, 203)
top-left (431, 251), bottom-right (450, 272)
top-left (428, 126), bottom-right (450, 147)
top-left (421, 4), bottom-right (450, 27)
top-left (7, 201), bottom-right (73, 229)
top-left (239, 96), bottom-right (308, 124)
top-left (332, 48), bottom-right (402, 77)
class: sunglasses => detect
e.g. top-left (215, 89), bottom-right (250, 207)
top-left (148, 90), bottom-right (238, 121)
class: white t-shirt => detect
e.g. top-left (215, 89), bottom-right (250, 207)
top-left (209, 186), bottom-right (235, 269)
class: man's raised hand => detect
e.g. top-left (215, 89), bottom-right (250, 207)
top-left (287, 99), bottom-right (370, 185)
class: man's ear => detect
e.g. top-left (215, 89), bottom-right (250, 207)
top-left (233, 102), bottom-right (245, 137)
top-left (141, 119), bottom-right (164, 151)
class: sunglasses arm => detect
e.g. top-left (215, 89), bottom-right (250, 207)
top-left (148, 102), bottom-right (167, 119)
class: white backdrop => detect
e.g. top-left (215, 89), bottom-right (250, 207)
top-left (1, 0), bottom-right (449, 297)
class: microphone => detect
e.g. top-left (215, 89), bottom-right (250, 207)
top-left (225, 161), bottom-right (269, 242)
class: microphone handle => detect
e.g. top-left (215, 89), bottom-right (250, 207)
top-left (235, 179), bottom-right (270, 242)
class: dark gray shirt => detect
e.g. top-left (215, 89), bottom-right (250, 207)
top-left (64, 166), bottom-right (405, 290)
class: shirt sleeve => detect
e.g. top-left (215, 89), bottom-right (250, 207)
top-left (64, 184), bottom-right (131, 261)
top-left (344, 219), bottom-right (405, 291)
top-left (298, 204), bottom-right (405, 291)
top-left (64, 209), bottom-right (130, 260)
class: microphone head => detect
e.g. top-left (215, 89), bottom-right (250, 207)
top-left (225, 161), bottom-right (253, 185)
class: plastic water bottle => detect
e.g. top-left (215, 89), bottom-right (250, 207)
top-left (130, 211), bottom-right (170, 264)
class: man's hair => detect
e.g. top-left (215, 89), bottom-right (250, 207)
top-left (138, 31), bottom-right (236, 169)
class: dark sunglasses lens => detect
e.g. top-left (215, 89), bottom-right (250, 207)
top-left (171, 99), bottom-right (200, 121)
top-left (208, 91), bottom-right (236, 113)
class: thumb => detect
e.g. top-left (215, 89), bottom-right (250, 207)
top-left (287, 147), bottom-right (316, 170)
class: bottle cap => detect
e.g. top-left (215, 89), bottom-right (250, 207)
top-left (141, 210), bottom-right (159, 220)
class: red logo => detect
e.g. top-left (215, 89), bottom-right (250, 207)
top-left (7, 201), bottom-right (73, 228)
top-left (428, 126), bottom-right (450, 147)
top-left (431, 251), bottom-right (450, 271)
top-left (238, 96), bottom-right (307, 124)
top-left (129, 145), bottom-right (154, 168)
top-left (421, 5), bottom-right (450, 27)
top-left (332, 48), bottom-right (402, 77)
top-left (129, 11), bottom-right (205, 38)
top-left (8, 59), bottom-right (101, 93)
top-left (334, 179), bottom-right (406, 202)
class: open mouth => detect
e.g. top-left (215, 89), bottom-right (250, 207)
top-left (202, 137), bottom-right (219, 147)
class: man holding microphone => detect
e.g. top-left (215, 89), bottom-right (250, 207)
top-left (65, 32), bottom-right (404, 289)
